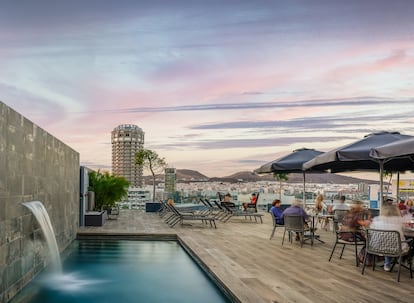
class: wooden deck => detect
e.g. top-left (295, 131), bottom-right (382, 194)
top-left (77, 210), bottom-right (414, 303)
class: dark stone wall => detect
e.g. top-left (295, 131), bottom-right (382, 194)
top-left (0, 101), bottom-right (80, 302)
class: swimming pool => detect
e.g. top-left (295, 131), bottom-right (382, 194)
top-left (10, 240), bottom-right (231, 303)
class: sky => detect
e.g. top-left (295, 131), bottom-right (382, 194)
top-left (1, 0), bottom-right (414, 178)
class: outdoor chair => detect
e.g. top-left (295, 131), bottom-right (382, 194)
top-left (107, 204), bottom-right (120, 220)
top-left (269, 212), bottom-right (284, 240)
top-left (332, 209), bottom-right (349, 233)
top-left (199, 198), bottom-right (227, 220)
top-left (209, 199), bottom-right (231, 222)
top-left (165, 203), bottom-right (217, 228)
top-left (328, 223), bottom-right (365, 266)
top-left (282, 215), bottom-right (308, 247)
top-left (361, 228), bottom-right (413, 282)
top-left (220, 201), bottom-right (263, 223)
top-left (245, 192), bottom-right (260, 213)
top-left (158, 200), bottom-right (171, 218)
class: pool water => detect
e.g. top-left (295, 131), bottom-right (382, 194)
top-left (10, 240), bottom-right (231, 303)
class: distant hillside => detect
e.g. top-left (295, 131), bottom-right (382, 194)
top-left (266, 172), bottom-right (378, 184)
top-left (212, 170), bottom-right (378, 184)
top-left (223, 171), bottom-right (265, 182)
top-left (176, 169), bottom-right (209, 181)
top-left (144, 169), bottom-right (378, 184)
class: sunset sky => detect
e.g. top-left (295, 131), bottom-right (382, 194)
top-left (1, 0), bottom-right (414, 177)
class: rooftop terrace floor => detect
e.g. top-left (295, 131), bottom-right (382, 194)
top-left (77, 210), bottom-right (414, 303)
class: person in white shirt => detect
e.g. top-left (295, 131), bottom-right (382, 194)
top-left (370, 204), bottom-right (408, 272)
top-left (332, 196), bottom-right (349, 212)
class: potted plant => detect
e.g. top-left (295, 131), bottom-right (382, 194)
top-left (88, 170), bottom-right (129, 213)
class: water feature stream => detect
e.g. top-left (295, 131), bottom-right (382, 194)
top-left (22, 201), bottom-right (62, 272)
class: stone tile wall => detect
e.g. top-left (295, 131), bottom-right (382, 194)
top-left (0, 101), bottom-right (80, 302)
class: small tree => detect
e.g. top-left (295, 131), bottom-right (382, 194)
top-left (88, 170), bottom-right (129, 211)
top-left (135, 149), bottom-right (167, 201)
top-left (273, 173), bottom-right (289, 200)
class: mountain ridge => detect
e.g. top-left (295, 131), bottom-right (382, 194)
top-left (145, 169), bottom-right (379, 184)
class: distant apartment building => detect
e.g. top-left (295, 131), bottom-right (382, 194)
top-left (165, 167), bottom-right (177, 193)
top-left (111, 124), bottom-right (145, 187)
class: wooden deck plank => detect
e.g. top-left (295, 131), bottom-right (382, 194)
top-left (78, 210), bottom-right (414, 303)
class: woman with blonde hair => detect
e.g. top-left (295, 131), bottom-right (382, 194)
top-left (314, 194), bottom-right (325, 213)
top-left (315, 194), bottom-right (331, 230)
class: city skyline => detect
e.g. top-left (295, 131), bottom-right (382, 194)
top-left (1, 1), bottom-right (414, 177)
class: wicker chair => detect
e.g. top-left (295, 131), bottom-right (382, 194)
top-left (361, 228), bottom-right (413, 282)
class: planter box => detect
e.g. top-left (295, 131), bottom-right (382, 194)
top-left (145, 202), bottom-right (162, 212)
top-left (85, 210), bottom-right (107, 226)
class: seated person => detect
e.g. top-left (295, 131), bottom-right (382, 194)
top-left (406, 199), bottom-right (414, 212)
top-left (222, 193), bottom-right (235, 208)
top-left (398, 199), bottom-right (408, 215)
top-left (332, 195), bottom-right (349, 211)
top-left (340, 200), bottom-right (371, 241)
top-left (269, 199), bottom-right (284, 225)
top-left (370, 204), bottom-right (409, 272)
top-left (281, 199), bottom-right (309, 240)
top-left (242, 193), bottom-right (257, 210)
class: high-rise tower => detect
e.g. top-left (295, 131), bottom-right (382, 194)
top-left (111, 124), bottom-right (145, 187)
top-left (164, 167), bottom-right (176, 194)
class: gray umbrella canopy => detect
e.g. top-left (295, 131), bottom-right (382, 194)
top-left (303, 132), bottom-right (413, 172)
top-left (254, 148), bottom-right (325, 204)
top-left (370, 138), bottom-right (414, 203)
top-left (370, 137), bottom-right (414, 162)
top-left (255, 148), bottom-right (324, 174)
top-left (303, 132), bottom-right (414, 209)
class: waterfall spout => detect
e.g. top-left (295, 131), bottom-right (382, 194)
top-left (23, 201), bottom-right (62, 273)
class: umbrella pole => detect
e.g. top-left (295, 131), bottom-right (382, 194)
top-left (397, 172), bottom-right (400, 202)
top-left (379, 160), bottom-right (384, 212)
top-left (303, 171), bottom-right (306, 205)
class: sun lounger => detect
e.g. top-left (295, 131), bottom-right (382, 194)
top-left (165, 203), bottom-right (217, 228)
top-left (219, 201), bottom-right (263, 223)
top-left (200, 198), bottom-right (229, 221)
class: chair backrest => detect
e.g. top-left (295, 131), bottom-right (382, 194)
top-left (333, 209), bottom-right (348, 223)
top-left (203, 198), bottom-right (214, 208)
top-left (366, 228), bottom-right (402, 257)
top-left (269, 210), bottom-right (284, 226)
top-left (270, 212), bottom-right (277, 227)
top-left (199, 198), bottom-right (208, 207)
top-left (212, 200), bottom-right (225, 211)
top-left (283, 215), bottom-right (304, 232)
top-left (221, 201), bottom-right (236, 208)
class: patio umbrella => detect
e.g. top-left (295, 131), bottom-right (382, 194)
top-left (370, 137), bottom-right (414, 160)
top-left (254, 148), bottom-right (324, 204)
top-left (303, 131), bottom-right (414, 208)
top-left (370, 137), bottom-right (414, 202)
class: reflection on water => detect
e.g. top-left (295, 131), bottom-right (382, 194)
top-left (38, 272), bottom-right (109, 293)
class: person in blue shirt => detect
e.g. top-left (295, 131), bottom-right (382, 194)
top-left (269, 199), bottom-right (284, 225)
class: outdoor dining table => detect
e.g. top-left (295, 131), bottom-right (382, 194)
top-left (403, 227), bottom-right (414, 239)
top-left (403, 226), bottom-right (414, 274)
top-left (305, 213), bottom-right (326, 245)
